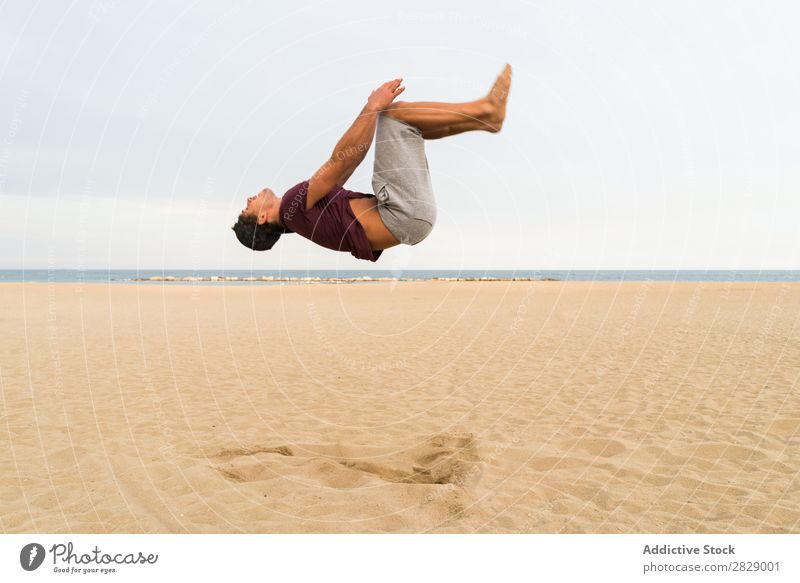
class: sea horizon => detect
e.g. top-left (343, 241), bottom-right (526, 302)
top-left (1, 269), bottom-right (799, 284)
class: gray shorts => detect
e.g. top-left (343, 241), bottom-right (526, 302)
top-left (372, 113), bottom-right (437, 245)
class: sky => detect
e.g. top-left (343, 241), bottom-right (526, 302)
top-left (1, 0), bottom-right (798, 270)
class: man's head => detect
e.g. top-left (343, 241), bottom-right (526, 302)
top-left (231, 188), bottom-right (287, 251)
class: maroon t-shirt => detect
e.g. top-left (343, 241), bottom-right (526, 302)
top-left (278, 180), bottom-right (383, 262)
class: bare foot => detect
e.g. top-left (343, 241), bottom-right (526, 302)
top-left (486, 63), bottom-right (512, 132)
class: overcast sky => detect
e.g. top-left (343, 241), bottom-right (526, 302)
top-left (1, 0), bottom-right (798, 270)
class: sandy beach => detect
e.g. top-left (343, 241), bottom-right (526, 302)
top-left (1, 281), bottom-right (798, 533)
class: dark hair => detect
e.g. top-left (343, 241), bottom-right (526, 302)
top-left (231, 212), bottom-right (288, 251)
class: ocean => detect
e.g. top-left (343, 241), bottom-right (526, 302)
top-left (1, 269), bottom-right (799, 284)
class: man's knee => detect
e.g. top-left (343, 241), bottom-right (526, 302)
top-left (384, 101), bottom-right (408, 117)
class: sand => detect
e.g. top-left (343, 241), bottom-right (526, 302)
top-left (0, 280), bottom-right (798, 533)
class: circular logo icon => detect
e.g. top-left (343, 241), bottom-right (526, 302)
top-left (20, 543), bottom-right (46, 571)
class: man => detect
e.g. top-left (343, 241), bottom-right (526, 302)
top-left (232, 64), bottom-right (512, 261)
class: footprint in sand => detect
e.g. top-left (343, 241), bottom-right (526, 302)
top-left (208, 433), bottom-right (487, 526)
top-left (571, 437), bottom-right (627, 458)
top-left (209, 433), bottom-right (482, 489)
top-left (211, 446), bottom-right (295, 483)
top-left (342, 433), bottom-right (481, 486)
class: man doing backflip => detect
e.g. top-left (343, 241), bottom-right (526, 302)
top-left (233, 64), bottom-right (512, 261)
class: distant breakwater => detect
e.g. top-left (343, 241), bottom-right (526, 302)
top-left (126, 275), bottom-right (560, 283)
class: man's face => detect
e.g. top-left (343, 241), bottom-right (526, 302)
top-left (242, 188), bottom-right (277, 225)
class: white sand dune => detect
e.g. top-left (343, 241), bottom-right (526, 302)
top-left (1, 281), bottom-right (798, 532)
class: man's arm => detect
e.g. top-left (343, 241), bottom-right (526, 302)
top-left (305, 78), bottom-right (405, 210)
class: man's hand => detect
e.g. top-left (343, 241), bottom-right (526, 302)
top-left (305, 83), bottom-right (403, 210)
top-left (366, 78), bottom-right (405, 112)
top-left (304, 79), bottom-right (403, 210)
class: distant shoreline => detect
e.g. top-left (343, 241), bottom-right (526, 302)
top-left (1, 269), bottom-right (799, 284)
top-left (127, 275), bottom-right (562, 283)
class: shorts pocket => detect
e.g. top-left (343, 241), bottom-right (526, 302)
top-left (374, 184), bottom-right (389, 203)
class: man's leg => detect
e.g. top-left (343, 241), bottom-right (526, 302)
top-left (385, 100), bottom-right (496, 136)
top-left (383, 64), bottom-right (512, 139)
